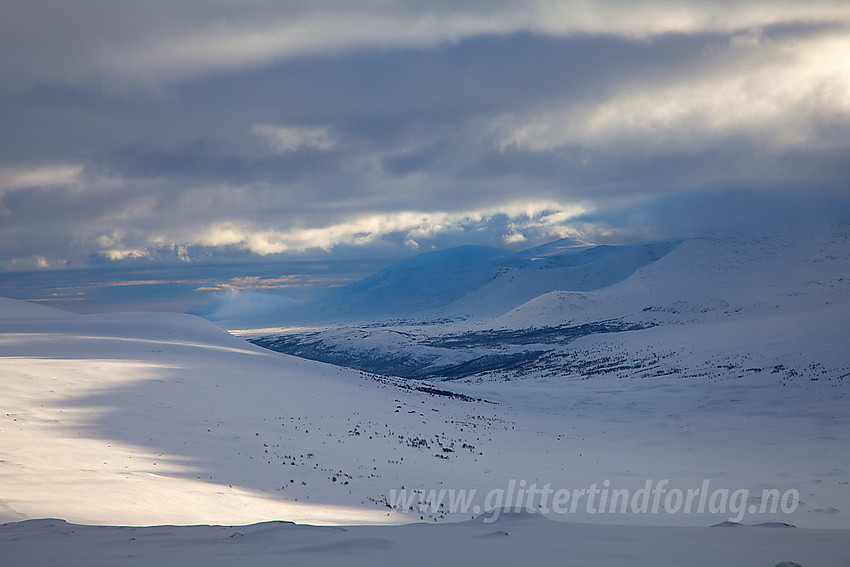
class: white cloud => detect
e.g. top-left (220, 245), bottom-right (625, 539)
top-left (3, 255), bottom-right (68, 271)
top-left (503, 232), bottom-right (527, 244)
top-left (0, 164), bottom-right (83, 194)
top-left (4, 2), bottom-right (849, 89)
top-left (101, 248), bottom-right (150, 261)
top-left (152, 200), bottom-right (591, 256)
top-left (94, 231), bottom-right (150, 261)
top-left (2, 3), bottom-right (848, 273)
top-left (251, 124), bottom-right (338, 154)
top-left (494, 30), bottom-right (850, 153)
top-left (529, 1), bottom-right (850, 38)
top-left (96, 3), bottom-right (850, 83)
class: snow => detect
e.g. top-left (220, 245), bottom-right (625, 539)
top-left (264, 238), bottom-right (679, 325)
top-left (238, 227), bottom-right (850, 531)
top-left (1, 227), bottom-right (849, 564)
top-left (286, 244), bottom-right (510, 321)
top-left (3, 515), bottom-right (848, 567)
top-left (0, 306), bottom-right (400, 527)
top-left (449, 240), bottom-right (680, 318)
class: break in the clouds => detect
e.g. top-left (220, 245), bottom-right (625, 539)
top-left (494, 29), bottom-right (850, 153)
top-left (1, 1), bottom-right (849, 273)
top-left (252, 125), bottom-right (338, 155)
top-left (153, 201), bottom-right (589, 255)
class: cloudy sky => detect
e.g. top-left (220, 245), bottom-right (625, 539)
top-left (1, 1), bottom-right (849, 310)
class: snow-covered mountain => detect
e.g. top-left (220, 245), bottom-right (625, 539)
top-left (2, 227), bottom-right (849, 564)
top-left (298, 244), bottom-right (510, 320)
top-left (249, 226), bottom-right (850, 384)
top-left (273, 237), bottom-right (679, 323)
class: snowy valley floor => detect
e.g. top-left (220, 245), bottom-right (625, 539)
top-left (1, 297), bottom-right (849, 564)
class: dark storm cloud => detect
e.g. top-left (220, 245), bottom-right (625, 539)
top-left (1, 1), bottom-right (849, 272)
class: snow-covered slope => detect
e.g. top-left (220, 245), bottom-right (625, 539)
top-left (2, 220), bottom-right (850, 563)
top-left (274, 237), bottom-right (679, 324)
top-left (1, 303), bottom-right (391, 526)
top-left (494, 228), bottom-right (850, 329)
top-left (285, 245), bottom-right (510, 322)
top-left (235, 226), bottom-right (850, 539)
top-left (447, 240), bottom-right (680, 318)
top-left (3, 288), bottom-right (849, 533)
top-left (251, 226), bottom-right (850, 383)
top-left (0, 296), bottom-right (75, 319)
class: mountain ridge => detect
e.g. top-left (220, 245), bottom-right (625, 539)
top-left (248, 226), bottom-right (850, 383)
top-left (265, 237), bottom-right (681, 326)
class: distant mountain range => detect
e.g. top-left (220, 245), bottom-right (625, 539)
top-left (241, 237), bottom-right (681, 326)
top-left (249, 225), bottom-right (850, 382)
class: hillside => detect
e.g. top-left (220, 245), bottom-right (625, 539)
top-left (249, 227), bottom-right (850, 383)
top-left (2, 222), bottom-right (849, 563)
top-left (4, 225), bottom-right (849, 531)
top-left (265, 238), bottom-right (677, 325)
